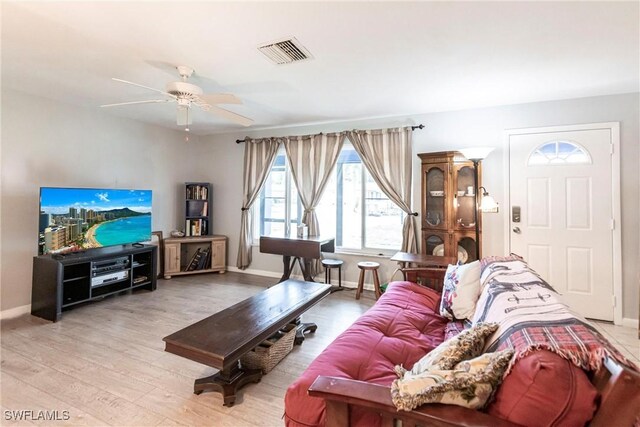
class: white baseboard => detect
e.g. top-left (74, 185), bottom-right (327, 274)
top-left (621, 318), bottom-right (639, 328)
top-left (0, 304), bottom-right (31, 320)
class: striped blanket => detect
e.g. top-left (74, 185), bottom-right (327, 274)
top-left (471, 257), bottom-right (636, 373)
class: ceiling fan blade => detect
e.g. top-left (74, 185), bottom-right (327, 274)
top-left (204, 105), bottom-right (254, 126)
top-left (112, 78), bottom-right (177, 98)
top-left (198, 93), bottom-right (243, 105)
top-left (100, 99), bottom-right (172, 108)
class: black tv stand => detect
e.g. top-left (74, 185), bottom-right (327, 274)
top-left (132, 242), bottom-right (144, 248)
top-left (31, 245), bottom-right (157, 322)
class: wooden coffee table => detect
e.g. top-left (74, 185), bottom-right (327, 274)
top-left (163, 279), bottom-right (331, 406)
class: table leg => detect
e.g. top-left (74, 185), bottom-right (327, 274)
top-left (279, 256), bottom-right (294, 282)
top-left (291, 317), bottom-right (319, 345)
top-left (301, 258), bottom-right (315, 282)
top-left (193, 361), bottom-right (262, 407)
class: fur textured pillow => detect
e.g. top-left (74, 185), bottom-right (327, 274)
top-left (439, 261), bottom-right (482, 320)
top-left (396, 322), bottom-right (499, 376)
top-left (392, 349), bottom-right (514, 411)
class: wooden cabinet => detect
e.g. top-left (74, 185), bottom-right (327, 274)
top-left (164, 241), bottom-right (181, 276)
top-left (211, 240), bottom-right (226, 269)
top-left (419, 151), bottom-right (482, 263)
top-left (163, 235), bottom-right (227, 279)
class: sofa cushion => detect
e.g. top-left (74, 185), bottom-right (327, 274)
top-left (284, 281), bottom-right (448, 427)
top-left (392, 349), bottom-right (514, 411)
top-left (404, 322), bottom-right (499, 374)
top-left (439, 261), bottom-right (481, 320)
top-left (487, 350), bottom-right (598, 427)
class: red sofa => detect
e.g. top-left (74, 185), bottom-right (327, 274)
top-left (284, 276), bottom-right (640, 427)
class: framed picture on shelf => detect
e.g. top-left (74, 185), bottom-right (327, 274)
top-left (150, 231), bottom-right (164, 279)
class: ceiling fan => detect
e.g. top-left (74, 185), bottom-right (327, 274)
top-left (100, 65), bottom-right (253, 130)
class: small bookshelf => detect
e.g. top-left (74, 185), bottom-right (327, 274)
top-left (185, 182), bottom-right (212, 237)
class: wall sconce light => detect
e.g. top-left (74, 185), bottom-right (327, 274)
top-left (479, 186), bottom-right (499, 213)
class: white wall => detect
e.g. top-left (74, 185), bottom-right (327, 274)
top-left (0, 90), bottom-right (193, 312)
top-left (193, 93), bottom-right (639, 321)
top-left (2, 91), bottom-right (637, 322)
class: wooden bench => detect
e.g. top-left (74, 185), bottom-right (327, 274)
top-left (163, 279), bottom-right (331, 406)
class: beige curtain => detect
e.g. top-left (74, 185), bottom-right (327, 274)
top-left (284, 133), bottom-right (345, 236)
top-left (284, 133), bottom-right (345, 276)
top-left (236, 137), bottom-right (282, 269)
top-left (346, 127), bottom-right (418, 253)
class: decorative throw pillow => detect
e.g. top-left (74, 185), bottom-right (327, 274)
top-left (439, 261), bottom-right (481, 320)
top-left (487, 350), bottom-right (598, 427)
top-left (391, 349), bottom-right (514, 411)
top-left (398, 322), bottom-right (499, 375)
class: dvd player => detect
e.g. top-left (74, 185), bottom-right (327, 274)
top-left (91, 270), bottom-right (129, 287)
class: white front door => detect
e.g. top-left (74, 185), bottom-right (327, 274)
top-left (508, 126), bottom-right (616, 321)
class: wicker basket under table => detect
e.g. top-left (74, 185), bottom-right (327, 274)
top-left (240, 323), bottom-right (297, 373)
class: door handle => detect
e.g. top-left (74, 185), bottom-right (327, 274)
top-left (512, 227), bottom-right (521, 234)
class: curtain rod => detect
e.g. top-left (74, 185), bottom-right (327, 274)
top-left (235, 123), bottom-right (425, 144)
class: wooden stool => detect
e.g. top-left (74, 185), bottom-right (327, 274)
top-left (356, 261), bottom-right (381, 300)
top-left (321, 259), bottom-right (344, 293)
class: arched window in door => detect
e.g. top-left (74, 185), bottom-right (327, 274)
top-left (528, 140), bottom-right (591, 165)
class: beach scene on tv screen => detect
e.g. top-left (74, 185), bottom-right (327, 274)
top-left (39, 188), bottom-right (152, 255)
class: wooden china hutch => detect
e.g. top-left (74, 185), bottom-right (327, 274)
top-left (419, 151), bottom-right (482, 264)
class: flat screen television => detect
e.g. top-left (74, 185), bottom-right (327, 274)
top-left (38, 187), bottom-right (152, 255)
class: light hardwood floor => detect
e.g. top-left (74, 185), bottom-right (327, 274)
top-left (1, 273), bottom-right (375, 426)
top-left (1, 272), bottom-right (638, 426)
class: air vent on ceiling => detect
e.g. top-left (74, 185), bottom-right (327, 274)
top-left (258, 37), bottom-right (313, 65)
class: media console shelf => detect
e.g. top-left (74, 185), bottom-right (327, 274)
top-left (163, 235), bottom-right (226, 279)
top-left (31, 244), bottom-right (157, 322)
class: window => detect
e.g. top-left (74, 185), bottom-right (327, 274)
top-left (528, 140), bottom-right (591, 165)
top-left (254, 142), bottom-right (404, 253)
top-left (255, 147), bottom-right (302, 237)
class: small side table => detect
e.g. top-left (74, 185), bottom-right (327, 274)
top-left (356, 261), bottom-right (381, 300)
top-left (321, 259), bottom-right (344, 293)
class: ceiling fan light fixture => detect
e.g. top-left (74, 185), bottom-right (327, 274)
top-left (176, 105), bottom-right (193, 127)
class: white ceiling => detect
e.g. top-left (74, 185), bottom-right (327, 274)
top-left (2, 1), bottom-right (638, 135)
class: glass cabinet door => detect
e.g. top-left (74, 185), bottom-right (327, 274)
top-left (424, 164), bottom-right (448, 230)
top-left (454, 234), bottom-right (478, 263)
top-left (423, 232), bottom-right (448, 257)
top-left (453, 165), bottom-right (477, 230)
